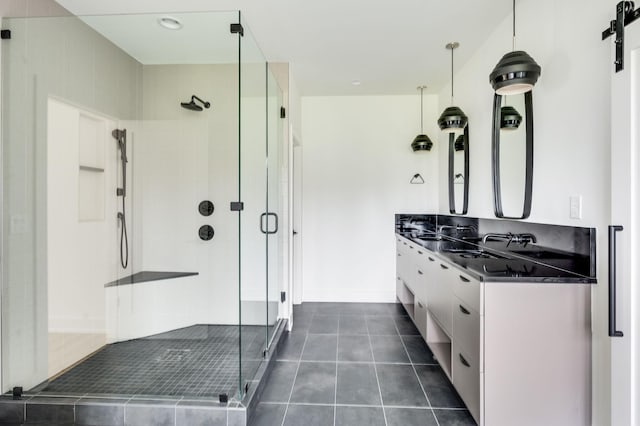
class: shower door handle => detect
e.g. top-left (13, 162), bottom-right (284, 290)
top-left (260, 213), bottom-right (279, 235)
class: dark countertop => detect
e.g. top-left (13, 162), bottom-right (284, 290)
top-left (397, 231), bottom-right (596, 284)
top-left (105, 271), bottom-right (199, 288)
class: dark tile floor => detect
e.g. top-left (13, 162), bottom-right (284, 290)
top-left (250, 303), bottom-right (476, 426)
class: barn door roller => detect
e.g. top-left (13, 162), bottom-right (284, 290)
top-left (602, 1), bottom-right (640, 72)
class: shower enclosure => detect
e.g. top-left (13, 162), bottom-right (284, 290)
top-left (0, 10), bottom-right (286, 403)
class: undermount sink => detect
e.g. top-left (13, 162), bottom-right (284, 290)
top-left (443, 248), bottom-right (507, 260)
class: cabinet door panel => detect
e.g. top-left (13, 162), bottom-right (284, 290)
top-left (453, 271), bottom-right (480, 311)
top-left (452, 342), bottom-right (480, 424)
top-left (453, 297), bottom-right (480, 366)
top-left (429, 262), bottom-right (453, 336)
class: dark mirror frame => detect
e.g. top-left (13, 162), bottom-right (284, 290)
top-left (448, 126), bottom-right (469, 215)
top-left (491, 92), bottom-right (533, 219)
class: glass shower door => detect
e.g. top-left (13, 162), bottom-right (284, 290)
top-left (266, 67), bottom-right (284, 346)
top-left (238, 15), bottom-right (269, 397)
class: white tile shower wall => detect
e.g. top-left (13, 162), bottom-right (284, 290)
top-left (300, 95), bottom-right (439, 303)
top-left (1, 14), bottom-right (141, 391)
top-left (435, 0), bottom-right (612, 423)
top-left (133, 64), bottom-right (242, 328)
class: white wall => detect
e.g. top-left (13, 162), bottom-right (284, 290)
top-left (436, 0), bottom-right (613, 423)
top-left (300, 95), bottom-right (439, 302)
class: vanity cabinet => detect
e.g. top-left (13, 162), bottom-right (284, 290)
top-left (395, 234), bottom-right (592, 426)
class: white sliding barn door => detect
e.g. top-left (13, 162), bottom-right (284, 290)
top-left (609, 10), bottom-right (640, 426)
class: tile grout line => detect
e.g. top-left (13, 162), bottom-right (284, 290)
top-left (279, 312), bottom-right (312, 426)
top-left (260, 401), bottom-right (468, 410)
top-left (393, 317), bottom-right (441, 426)
top-left (367, 315), bottom-right (389, 426)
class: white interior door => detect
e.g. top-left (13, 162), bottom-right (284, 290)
top-left (610, 13), bottom-right (640, 426)
top-left (292, 144), bottom-right (303, 306)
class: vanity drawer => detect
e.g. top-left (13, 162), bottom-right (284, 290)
top-left (453, 272), bottom-right (481, 312)
top-left (453, 297), bottom-right (480, 366)
top-left (452, 342), bottom-right (480, 424)
top-left (414, 298), bottom-right (428, 339)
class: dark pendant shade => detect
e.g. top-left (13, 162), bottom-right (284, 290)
top-left (489, 50), bottom-right (541, 95)
top-left (437, 106), bottom-right (468, 132)
top-left (500, 105), bottom-right (522, 129)
top-left (454, 134), bottom-right (465, 151)
top-left (411, 134), bottom-right (433, 151)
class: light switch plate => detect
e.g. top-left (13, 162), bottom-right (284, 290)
top-left (570, 195), bottom-right (582, 219)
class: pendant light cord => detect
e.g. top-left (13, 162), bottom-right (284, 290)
top-left (512, 0), bottom-right (516, 51)
top-left (420, 86), bottom-right (424, 133)
top-left (451, 46), bottom-right (454, 105)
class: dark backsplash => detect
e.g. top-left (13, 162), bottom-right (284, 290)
top-left (395, 214), bottom-right (596, 278)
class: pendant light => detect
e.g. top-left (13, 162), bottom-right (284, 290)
top-left (489, 0), bottom-right (541, 95)
top-left (454, 134), bottom-right (465, 151)
top-left (411, 85), bottom-right (433, 152)
top-left (500, 105), bottom-right (522, 129)
top-left (438, 42), bottom-right (467, 135)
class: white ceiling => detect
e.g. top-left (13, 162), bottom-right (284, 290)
top-left (53, 0), bottom-right (511, 96)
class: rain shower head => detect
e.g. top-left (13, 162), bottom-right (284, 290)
top-left (181, 95), bottom-right (210, 111)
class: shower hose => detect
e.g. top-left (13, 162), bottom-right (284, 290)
top-left (119, 197), bottom-right (128, 269)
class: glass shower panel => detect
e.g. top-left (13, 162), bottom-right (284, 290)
top-left (238, 15), bottom-right (268, 396)
top-left (266, 68), bottom-right (284, 346)
top-left (1, 14), bottom-right (143, 392)
top-left (1, 11), bottom-right (243, 400)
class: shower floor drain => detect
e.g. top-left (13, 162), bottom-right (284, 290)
top-left (157, 349), bottom-right (192, 362)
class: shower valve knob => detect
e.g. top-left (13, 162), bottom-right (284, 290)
top-left (198, 200), bottom-right (214, 216)
top-left (199, 225), bottom-right (214, 241)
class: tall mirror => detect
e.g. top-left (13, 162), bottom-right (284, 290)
top-left (491, 92), bottom-right (533, 219)
top-left (448, 126), bottom-right (469, 214)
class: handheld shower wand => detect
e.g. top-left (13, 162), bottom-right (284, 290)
top-left (112, 128), bottom-right (129, 269)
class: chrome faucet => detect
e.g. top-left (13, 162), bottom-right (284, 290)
top-left (482, 232), bottom-right (537, 247)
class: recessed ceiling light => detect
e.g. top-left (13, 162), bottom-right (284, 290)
top-left (158, 17), bottom-right (183, 30)
top-left (351, 80), bottom-right (361, 86)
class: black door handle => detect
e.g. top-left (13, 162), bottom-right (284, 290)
top-left (609, 225), bottom-right (624, 337)
top-left (260, 212), bottom-right (279, 235)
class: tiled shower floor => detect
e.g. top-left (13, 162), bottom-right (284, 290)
top-left (40, 324), bottom-right (273, 398)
